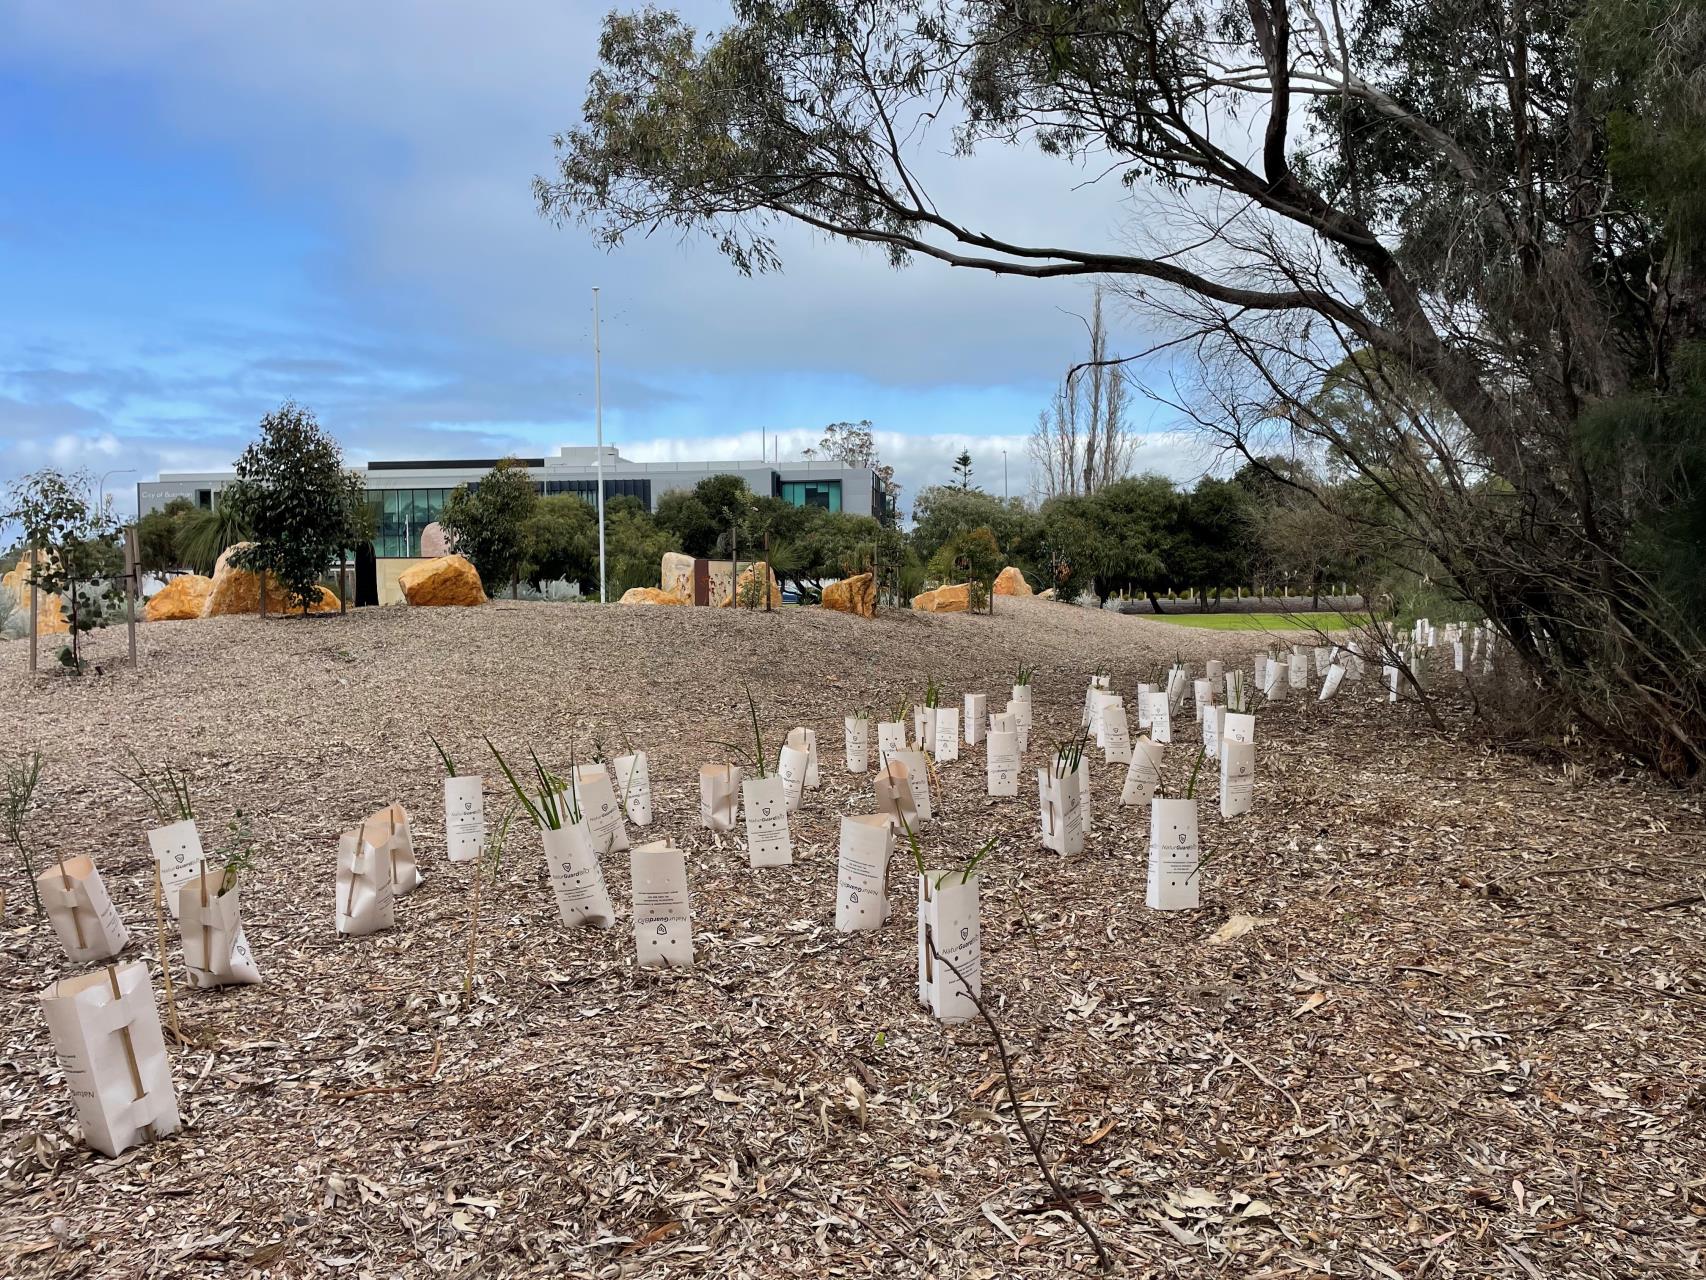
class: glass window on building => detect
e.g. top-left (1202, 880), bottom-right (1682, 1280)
top-left (367, 487), bottom-right (456, 557)
top-left (780, 479), bottom-right (842, 512)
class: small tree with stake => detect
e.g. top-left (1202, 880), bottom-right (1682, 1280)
top-left (224, 402), bottom-right (364, 615)
top-left (2, 468), bottom-right (124, 673)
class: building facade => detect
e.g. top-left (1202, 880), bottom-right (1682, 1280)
top-left (139, 446), bottom-right (887, 559)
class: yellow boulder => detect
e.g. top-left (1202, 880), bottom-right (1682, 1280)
top-left (822, 572), bottom-right (875, 619)
top-left (913, 583), bottom-right (971, 613)
top-left (145, 574), bottom-right (213, 621)
top-left (932, 583), bottom-right (971, 613)
top-left (718, 562), bottom-right (783, 608)
top-left (994, 566), bottom-right (1032, 597)
top-left (619, 587), bottom-right (689, 606)
top-left (1, 556), bottom-right (70, 635)
top-left (203, 543), bottom-right (339, 616)
top-left (399, 554), bottom-right (485, 607)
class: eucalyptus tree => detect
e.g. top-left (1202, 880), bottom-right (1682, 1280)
top-left (541, 0), bottom-right (1706, 774)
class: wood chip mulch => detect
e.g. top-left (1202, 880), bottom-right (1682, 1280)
top-left (1, 598), bottom-right (1702, 1278)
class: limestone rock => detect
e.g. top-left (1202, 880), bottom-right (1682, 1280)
top-left (718, 562), bottom-right (783, 609)
top-left (1, 556), bottom-right (70, 635)
top-left (1038, 587), bottom-right (1058, 600)
top-left (399, 555), bottom-right (486, 607)
top-left (932, 583), bottom-right (971, 613)
top-left (913, 583), bottom-right (971, 614)
top-left (419, 522), bottom-right (449, 558)
top-left (145, 574), bottom-right (213, 622)
top-left (619, 586), bottom-right (689, 606)
top-left (203, 543), bottom-right (339, 616)
top-left (993, 566), bottom-right (1032, 597)
top-left (661, 552), bottom-right (696, 601)
top-left (822, 573), bottom-right (875, 619)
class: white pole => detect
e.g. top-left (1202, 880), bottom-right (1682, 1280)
top-left (593, 286), bottom-right (607, 604)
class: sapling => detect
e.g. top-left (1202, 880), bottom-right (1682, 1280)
top-left (2, 750), bottom-right (45, 915)
top-left (118, 749), bottom-right (194, 825)
top-left (464, 798), bottom-right (518, 1000)
top-left (210, 809), bottom-right (260, 895)
top-left (429, 733), bottom-right (458, 778)
top-left (486, 738), bottom-right (580, 828)
top-left (712, 682), bottom-right (771, 780)
top-left (1015, 663), bottom-right (1035, 687)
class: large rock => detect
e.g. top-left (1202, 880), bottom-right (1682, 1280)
top-left (203, 543), bottom-right (339, 616)
top-left (1, 556), bottom-right (70, 635)
top-left (822, 572), bottom-right (875, 619)
top-left (913, 583), bottom-right (971, 614)
top-left (399, 554), bottom-right (485, 607)
top-left (993, 566), bottom-right (1032, 597)
top-left (419, 522), bottom-right (449, 558)
top-left (145, 574), bottom-right (213, 622)
top-left (718, 562), bottom-right (783, 609)
top-left (660, 552), bottom-right (696, 601)
top-left (619, 586), bottom-right (689, 606)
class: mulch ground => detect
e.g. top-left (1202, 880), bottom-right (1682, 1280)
top-left (1, 597), bottom-right (1702, 1278)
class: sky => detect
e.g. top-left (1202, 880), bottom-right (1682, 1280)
top-left (0, 0), bottom-right (1218, 524)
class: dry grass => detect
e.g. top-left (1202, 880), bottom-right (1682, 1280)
top-left (1, 598), bottom-right (1703, 1278)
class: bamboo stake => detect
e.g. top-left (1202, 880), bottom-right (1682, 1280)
top-left (105, 965), bottom-right (147, 1101)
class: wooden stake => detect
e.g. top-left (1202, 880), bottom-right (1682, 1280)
top-left (152, 865), bottom-right (183, 1045)
top-left (197, 860), bottom-right (211, 980)
top-left (59, 858), bottom-right (88, 951)
top-left (123, 527), bottom-right (138, 666)
top-left (105, 965), bottom-right (147, 1102)
top-left (27, 544), bottom-right (39, 673)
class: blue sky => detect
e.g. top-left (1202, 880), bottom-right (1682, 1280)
top-left (0, 1), bottom-right (1209, 522)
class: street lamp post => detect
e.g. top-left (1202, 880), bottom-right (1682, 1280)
top-left (97, 468), bottom-right (136, 514)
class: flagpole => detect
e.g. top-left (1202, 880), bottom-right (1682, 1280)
top-left (593, 286), bottom-right (606, 604)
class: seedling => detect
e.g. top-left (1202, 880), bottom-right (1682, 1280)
top-left (924, 676), bottom-right (942, 710)
top-left (464, 798), bottom-right (519, 999)
top-left (3, 750), bottom-right (44, 915)
top-left (209, 809), bottom-right (260, 895)
top-left (897, 813), bottom-right (998, 887)
top-left (429, 733), bottom-right (458, 777)
top-left (710, 683), bottom-right (772, 779)
top-left (1015, 663), bottom-right (1036, 687)
top-left (487, 738), bottom-right (579, 829)
top-left (1226, 669), bottom-right (1249, 714)
top-left (118, 750), bottom-right (194, 824)
top-left (1051, 723), bottom-right (1092, 777)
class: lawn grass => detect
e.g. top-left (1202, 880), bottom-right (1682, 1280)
top-left (1148, 610), bottom-right (1367, 632)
